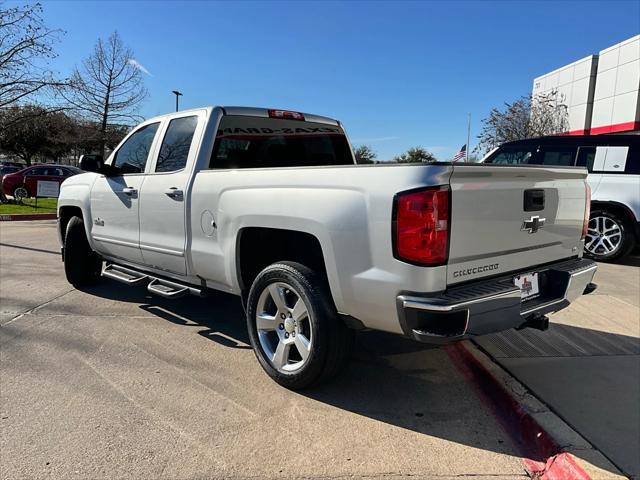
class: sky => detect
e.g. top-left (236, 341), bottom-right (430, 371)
top-left (34, 0), bottom-right (640, 160)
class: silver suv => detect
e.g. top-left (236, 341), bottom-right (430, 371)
top-left (483, 135), bottom-right (640, 261)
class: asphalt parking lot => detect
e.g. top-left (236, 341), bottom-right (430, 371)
top-left (1, 220), bottom-right (638, 479)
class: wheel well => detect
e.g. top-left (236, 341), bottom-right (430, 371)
top-left (58, 206), bottom-right (83, 242)
top-left (591, 201), bottom-right (636, 223)
top-left (237, 228), bottom-right (327, 292)
top-left (591, 201), bottom-right (638, 239)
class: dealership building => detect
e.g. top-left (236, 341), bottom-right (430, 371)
top-left (532, 34), bottom-right (640, 135)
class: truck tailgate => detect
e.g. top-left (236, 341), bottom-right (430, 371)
top-left (447, 164), bottom-right (588, 285)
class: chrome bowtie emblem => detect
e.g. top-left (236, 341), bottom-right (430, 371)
top-left (521, 215), bottom-right (545, 234)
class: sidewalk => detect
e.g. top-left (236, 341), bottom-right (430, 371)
top-left (474, 255), bottom-right (640, 478)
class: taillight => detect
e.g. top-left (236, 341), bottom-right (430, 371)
top-left (268, 109), bottom-right (305, 121)
top-left (581, 183), bottom-right (591, 240)
top-left (393, 186), bottom-right (450, 266)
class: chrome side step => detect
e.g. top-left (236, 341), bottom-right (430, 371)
top-left (102, 263), bottom-right (204, 299)
top-left (103, 264), bottom-right (150, 285)
top-left (147, 278), bottom-right (203, 299)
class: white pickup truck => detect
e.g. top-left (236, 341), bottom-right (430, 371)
top-left (58, 106), bottom-right (597, 389)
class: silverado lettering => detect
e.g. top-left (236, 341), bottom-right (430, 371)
top-left (453, 263), bottom-right (500, 278)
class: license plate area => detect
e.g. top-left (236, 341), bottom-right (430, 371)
top-left (514, 272), bottom-right (540, 301)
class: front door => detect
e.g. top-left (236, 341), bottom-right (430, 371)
top-left (23, 166), bottom-right (61, 196)
top-left (138, 114), bottom-right (202, 274)
top-left (90, 122), bottom-right (161, 264)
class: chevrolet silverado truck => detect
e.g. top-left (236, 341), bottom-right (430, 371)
top-left (57, 106), bottom-right (597, 389)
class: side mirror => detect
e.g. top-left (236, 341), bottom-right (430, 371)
top-left (79, 155), bottom-right (104, 173)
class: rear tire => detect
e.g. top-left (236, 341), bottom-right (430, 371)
top-left (246, 261), bottom-right (354, 390)
top-left (584, 209), bottom-right (634, 262)
top-left (64, 216), bottom-right (102, 287)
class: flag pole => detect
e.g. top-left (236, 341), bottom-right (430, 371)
top-left (466, 113), bottom-right (471, 162)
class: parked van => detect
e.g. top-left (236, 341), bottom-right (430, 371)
top-left (482, 135), bottom-right (640, 261)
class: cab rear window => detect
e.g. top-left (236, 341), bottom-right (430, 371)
top-left (485, 146), bottom-right (536, 164)
top-left (209, 116), bottom-right (354, 169)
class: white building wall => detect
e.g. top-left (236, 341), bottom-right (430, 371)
top-left (591, 35), bottom-right (640, 134)
top-left (532, 56), bottom-right (598, 134)
top-left (532, 34), bottom-right (640, 135)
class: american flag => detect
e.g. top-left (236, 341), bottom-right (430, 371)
top-left (452, 144), bottom-right (466, 162)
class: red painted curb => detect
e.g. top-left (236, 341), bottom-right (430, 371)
top-left (0, 213), bottom-right (57, 221)
top-left (446, 342), bottom-right (591, 480)
top-left (524, 454), bottom-right (590, 480)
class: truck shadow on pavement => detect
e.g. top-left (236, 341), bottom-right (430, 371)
top-left (83, 282), bottom-right (253, 349)
top-left (80, 280), bottom-right (638, 475)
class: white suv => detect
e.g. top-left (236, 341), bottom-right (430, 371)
top-left (483, 135), bottom-right (640, 261)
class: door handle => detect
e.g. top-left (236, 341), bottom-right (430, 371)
top-left (122, 187), bottom-right (137, 196)
top-left (164, 187), bottom-right (183, 199)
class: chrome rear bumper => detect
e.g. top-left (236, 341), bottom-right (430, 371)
top-left (396, 258), bottom-right (597, 344)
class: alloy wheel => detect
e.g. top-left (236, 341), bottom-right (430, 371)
top-left (255, 282), bottom-right (313, 374)
top-left (585, 215), bottom-right (622, 256)
top-left (13, 187), bottom-right (28, 202)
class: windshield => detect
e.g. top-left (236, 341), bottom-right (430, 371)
top-left (210, 115), bottom-right (354, 169)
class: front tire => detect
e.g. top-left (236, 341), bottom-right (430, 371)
top-left (584, 209), bottom-right (634, 261)
top-left (64, 216), bottom-right (102, 287)
top-left (13, 186), bottom-right (28, 202)
top-left (246, 261), bottom-right (354, 390)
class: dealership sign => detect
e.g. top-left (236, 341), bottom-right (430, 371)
top-left (36, 180), bottom-right (60, 198)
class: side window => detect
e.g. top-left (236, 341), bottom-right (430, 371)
top-left (576, 147), bottom-right (596, 172)
top-left (537, 146), bottom-right (577, 166)
top-left (26, 167), bottom-right (46, 176)
top-left (156, 116), bottom-right (198, 173)
top-left (487, 146), bottom-right (537, 164)
top-left (112, 123), bottom-right (160, 174)
top-left (45, 167), bottom-right (65, 176)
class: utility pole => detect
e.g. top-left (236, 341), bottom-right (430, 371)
top-left (172, 90), bottom-right (183, 112)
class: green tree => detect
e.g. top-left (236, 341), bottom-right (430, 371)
top-left (393, 146), bottom-right (436, 163)
top-left (353, 145), bottom-right (377, 164)
top-left (0, 105), bottom-right (116, 165)
top-left (0, 105), bottom-right (51, 165)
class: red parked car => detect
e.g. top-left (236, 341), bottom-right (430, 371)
top-left (1, 165), bottom-right (82, 200)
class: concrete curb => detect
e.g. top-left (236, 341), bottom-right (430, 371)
top-left (446, 341), bottom-right (626, 480)
top-left (0, 213), bottom-right (57, 221)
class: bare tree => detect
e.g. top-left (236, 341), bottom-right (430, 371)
top-left (63, 31), bottom-right (147, 157)
top-left (0, 2), bottom-right (61, 110)
top-left (476, 91), bottom-right (568, 154)
top-left (353, 145), bottom-right (377, 164)
top-left (393, 146), bottom-right (436, 163)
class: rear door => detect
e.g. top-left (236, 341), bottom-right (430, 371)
top-left (138, 112), bottom-right (204, 274)
top-left (447, 164), bottom-right (588, 285)
top-left (43, 167), bottom-right (67, 190)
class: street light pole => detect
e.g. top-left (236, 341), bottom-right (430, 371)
top-left (172, 90), bottom-right (183, 112)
